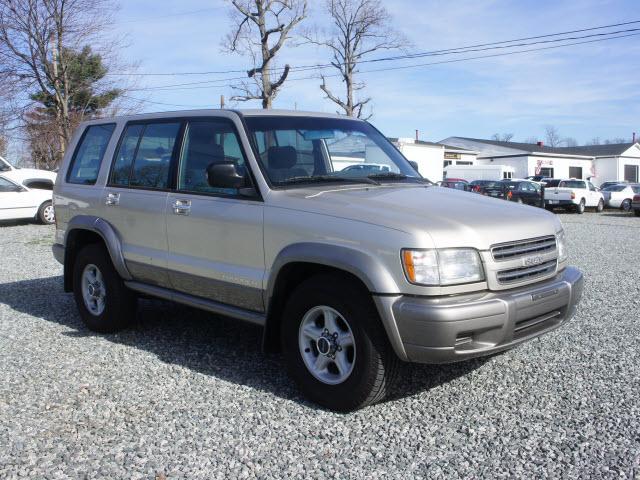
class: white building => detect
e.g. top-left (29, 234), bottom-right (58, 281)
top-left (389, 138), bottom-right (477, 181)
top-left (440, 137), bottom-right (640, 185)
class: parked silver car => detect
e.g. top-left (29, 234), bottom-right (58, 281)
top-left (601, 183), bottom-right (640, 210)
top-left (52, 110), bottom-right (584, 411)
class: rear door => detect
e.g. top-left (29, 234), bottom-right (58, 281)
top-left (587, 181), bottom-right (600, 206)
top-left (165, 118), bottom-right (265, 312)
top-left (101, 120), bottom-right (183, 288)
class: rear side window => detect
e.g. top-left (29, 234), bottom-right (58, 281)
top-left (131, 123), bottom-right (181, 189)
top-left (67, 124), bottom-right (115, 184)
top-left (110, 122), bottom-right (181, 190)
top-left (110, 124), bottom-right (144, 187)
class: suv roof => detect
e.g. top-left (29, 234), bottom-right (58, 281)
top-left (81, 109), bottom-right (352, 127)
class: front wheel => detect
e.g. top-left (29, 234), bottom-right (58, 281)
top-left (37, 201), bottom-right (55, 224)
top-left (595, 199), bottom-right (604, 212)
top-left (575, 199), bottom-right (585, 214)
top-left (282, 275), bottom-right (399, 411)
top-left (621, 199), bottom-right (632, 212)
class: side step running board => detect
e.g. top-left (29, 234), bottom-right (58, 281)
top-left (125, 281), bottom-right (266, 327)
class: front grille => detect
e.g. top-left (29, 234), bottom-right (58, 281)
top-left (491, 235), bottom-right (557, 261)
top-left (496, 259), bottom-right (557, 284)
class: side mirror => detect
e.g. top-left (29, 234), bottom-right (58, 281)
top-left (408, 160), bottom-right (419, 173)
top-left (206, 162), bottom-right (252, 194)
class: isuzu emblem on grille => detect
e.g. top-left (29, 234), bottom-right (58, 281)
top-left (523, 255), bottom-right (544, 266)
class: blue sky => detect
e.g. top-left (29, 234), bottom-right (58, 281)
top-left (111, 0), bottom-right (640, 145)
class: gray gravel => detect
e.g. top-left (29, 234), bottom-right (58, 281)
top-left (0, 212), bottom-right (639, 479)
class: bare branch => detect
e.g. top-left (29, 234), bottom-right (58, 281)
top-left (306, 0), bottom-right (409, 117)
top-left (223, 0), bottom-right (307, 109)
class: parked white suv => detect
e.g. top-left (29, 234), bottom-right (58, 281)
top-left (543, 179), bottom-right (604, 213)
top-left (0, 174), bottom-right (55, 224)
top-left (51, 110), bottom-right (584, 410)
top-left (0, 155), bottom-right (57, 186)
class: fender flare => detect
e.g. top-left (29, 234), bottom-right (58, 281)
top-left (265, 242), bottom-right (400, 306)
top-left (263, 243), bottom-right (407, 360)
top-left (65, 215), bottom-right (132, 281)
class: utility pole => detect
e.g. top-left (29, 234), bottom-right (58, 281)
top-left (220, 95), bottom-right (225, 109)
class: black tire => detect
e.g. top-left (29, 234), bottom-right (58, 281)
top-left (634, 209), bottom-right (640, 217)
top-left (575, 199), bottom-right (585, 214)
top-left (72, 243), bottom-right (136, 333)
top-left (621, 199), bottom-right (632, 212)
top-left (37, 201), bottom-right (55, 225)
top-left (281, 274), bottom-right (399, 412)
top-left (595, 199), bottom-right (604, 213)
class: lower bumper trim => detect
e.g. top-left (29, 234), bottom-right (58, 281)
top-left (385, 266), bottom-right (584, 364)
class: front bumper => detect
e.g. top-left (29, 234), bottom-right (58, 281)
top-left (376, 266), bottom-right (583, 364)
top-left (632, 201), bottom-right (640, 211)
top-left (544, 199), bottom-right (575, 207)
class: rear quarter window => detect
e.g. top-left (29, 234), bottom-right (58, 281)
top-left (66, 124), bottom-right (116, 185)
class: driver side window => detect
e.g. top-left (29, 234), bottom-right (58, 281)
top-left (0, 177), bottom-right (21, 192)
top-left (178, 119), bottom-right (247, 195)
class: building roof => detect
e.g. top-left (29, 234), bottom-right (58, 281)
top-left (558, 143), bottom-right (637, 156)
top-left (443, 137), bottom-right (638, 158)
top-left (450, 137), bottom-right (571, 155)
top-left (438, 144), bottom-right (474, 152)
top-left (387, 137), bottom-right (443, 147)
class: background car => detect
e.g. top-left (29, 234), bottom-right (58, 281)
top-left (599, 180), bottom-right (628, 190)
top-left (525, 175), bottom-right (553, 185)
top-left (469, 179), bottom-right (501, 193)
top-left (601, 184), bottom-right (640, 211)
top-left (0, 155), bottom-right (57, 186)
top-left (341, 163), bottom-right (391, 174)
top-left (440, 178), bottom-right (469, 190)
top-left (0, 174), bottom-right (55, 224)
top-left (632, 194), bottom-right (640, 217)
top-left (483, 180), bottom-right (544, 207)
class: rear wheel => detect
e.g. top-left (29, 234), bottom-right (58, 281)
top-left (621, 199), bottom-right (632, 212)
top-left (37, 201), bottom-right (55, 224)
top-left (282, 274), bottom-right (399, 411)
top-left (72, 243), bottom-right (136, 333)
top-left (575, 199), bottom-right (585, 214)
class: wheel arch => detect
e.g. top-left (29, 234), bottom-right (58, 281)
top-left (262, 243), bottom-right (401, 355)
top-left (63, 216), bottom-right (131, 292)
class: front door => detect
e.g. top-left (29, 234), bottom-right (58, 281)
top-left (165, 118), bottom-right (265, 312)
top-left (0, 177), bottom-right (34, 219)
top-left (100, 121), bottom-right (183, 288)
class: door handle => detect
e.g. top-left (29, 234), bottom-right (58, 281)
top-left (172, 199), bottom-right (191, 215)
top-left (105, 192), bottom-right (120, 206)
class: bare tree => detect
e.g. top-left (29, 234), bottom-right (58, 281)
top-left (523, 136), bottom-right (539, 144)
top-left (564, 137), bottom-right (578, 147)
top-left (224, 0), bottom-right (307, 109)
top-left (491, 133), bottom-right (514, 142)
top-left (303, 0), bottom-right (407, 118)
top-left (0, 0), bottom-right (123, 166)
top-left (586, 137), bottom-right (601, 145)
top-left (544, 125), bottom-right (562, 147)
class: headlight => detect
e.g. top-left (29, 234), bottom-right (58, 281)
top-left (556, 230), bottom-right (568, 262)
top-left (402, 248), bottom-right (485, 286)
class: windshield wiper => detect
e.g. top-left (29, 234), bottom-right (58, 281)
top-left (367, 172), bottom-right (431, 184)
top-left (278, 175), bottom-right (380, 186)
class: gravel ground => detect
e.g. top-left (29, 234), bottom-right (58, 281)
top-left (0, 212), bottom-right (639, 479)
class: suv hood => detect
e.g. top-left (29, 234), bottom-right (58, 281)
top-left (271, 184), bottom-right (561, 250)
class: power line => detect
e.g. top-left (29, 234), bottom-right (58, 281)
top-left (107, 19), bottom-right (640, 77)
top-left (123, 31), bottom-right (640, 108)
top-left (124, 28), bottom-right (640, 93)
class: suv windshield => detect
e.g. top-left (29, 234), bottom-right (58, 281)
top-left (244, 116), bottom-right (425, 186)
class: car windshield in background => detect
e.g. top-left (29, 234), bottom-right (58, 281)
top-left (244, 116), bottom-right (424, 187)
top-left (603, 185), bottom-right (626, 192)
top-left (559, 181), bottom-right (586, 188)
top-left (545, 180), bottom-right (561, 187)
